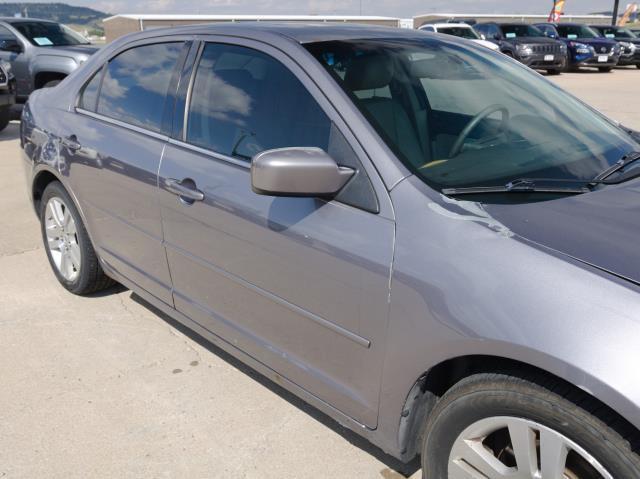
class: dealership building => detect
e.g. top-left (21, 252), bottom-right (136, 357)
top-left (103, 14), bottom-right (402, 42)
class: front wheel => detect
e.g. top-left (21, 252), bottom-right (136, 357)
top-left (599, 67), bottom-right (613, 73)
top-left (421, 372), bottom-right (640, 478)
top-left (636, 64), bottom-right (640, 69)
top-left (40, 181), bottom-right (114, 295)
top-left (546, 69), bottom-right (561, 76)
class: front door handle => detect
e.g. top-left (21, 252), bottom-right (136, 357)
top-left (164, 178), bottom-right (204, 203)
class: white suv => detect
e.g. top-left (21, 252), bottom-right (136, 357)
top-left (419, 23), bottom-right (501, 51)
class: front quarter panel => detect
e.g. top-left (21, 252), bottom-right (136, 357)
top-left (377, 176), bottom-right (640, 455)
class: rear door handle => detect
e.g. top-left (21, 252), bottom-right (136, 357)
top-left (164, 178), bottom-right (204, 202)
top-left (61, 135), bottom-right (82, 152)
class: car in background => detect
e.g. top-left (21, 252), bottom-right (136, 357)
top-left (0, 60), bottom-right (15, 132)
top-left (536, 23), bottom-right (621, 72)
top-left (0, 17), bottom-right (98, 102)
top-left (418, 23), bottom-right (500, 51)
top-left (589, 25), bottom-right (640, 69)
top-left (474, 22), bottom-right (567, 74)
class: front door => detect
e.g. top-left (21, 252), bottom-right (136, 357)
top-left (158, 40), bottom-right (394, 427)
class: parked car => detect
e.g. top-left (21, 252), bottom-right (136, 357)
top-left (21, 23), bottom-right (640, 478)
top-left (0, 17), bottom-right (98, 102)
top-left (0, 60), bottom-right (15, 131)
top-left (537, 23), bottom-right (621, 72)
top-left (473, 22), bottom-right (567, 74)
top-left (589, 25), bottom-right (640, 68)
top-left (418, 23), bottom-right (500, 51)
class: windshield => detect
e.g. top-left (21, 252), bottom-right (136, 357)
top-left (556, 25), bottom-right (600, 39)
top-left (601, 27), bottom-right (636, 39)
top-left (500, 24), bottom-right (544, 38)
top-left (8, 21), bottom-right (89, 47)
top-left (438, 27), bottom-right (480, 40)
top-left (306, 38), bottom-right (638, 193)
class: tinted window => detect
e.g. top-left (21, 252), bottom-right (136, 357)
top-left (556, 25), bottom-right (599, 39)
top-left (438, 27), bottom-right (480, 39)
top-left (98, 42), bottom-right (183, 132)
top-left (187, 43), bottom-right (331, 160)
top-left (78, 67), bottom-right (103, 111)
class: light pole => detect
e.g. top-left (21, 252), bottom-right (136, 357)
top-left (612, 0), bottom-right (620, 25)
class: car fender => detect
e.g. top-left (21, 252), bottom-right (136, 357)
top-left (30, 54), bottom-right (77, 87)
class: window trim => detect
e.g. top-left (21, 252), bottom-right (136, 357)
top-left (75, 107), bottom-right (170, 142)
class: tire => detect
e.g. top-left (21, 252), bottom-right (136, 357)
top-left (599, 67), bottom-right (613, 73)
top-left (0, 108), bottom-right (9, 132)
top-left (546, 69), bottom-right (561, 75)
top-left (636, 64), bottom-right (640, 69)
top-left (421, 372), bottom-right (640, 478)
top-left (40, 181), bottom-right (115, 295)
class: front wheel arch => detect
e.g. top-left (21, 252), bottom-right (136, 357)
top-left (397, 355), bottom-right (640, 462)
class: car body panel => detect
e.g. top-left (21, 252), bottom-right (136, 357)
top-left (19, 22), bottom-right (640, 462)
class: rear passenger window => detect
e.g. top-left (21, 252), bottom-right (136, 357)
top-left (186, 43), bottom-right (331, 161)
top-left (78, 66), bottom-right (103, 111)
top-left (98, 42), bottom-right (183, 132)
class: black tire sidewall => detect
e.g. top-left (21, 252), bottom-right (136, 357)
top-left (39, 182), bottom-right (92, 294)
top-left (422, 376), bottom-right (640, 478)
top-left (0, 108), bottom-right (9, 132)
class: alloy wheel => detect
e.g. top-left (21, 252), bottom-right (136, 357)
top-left (449, 416), bottom-right (613, 478)
top-left (44, 197), bottom-right (81, 282)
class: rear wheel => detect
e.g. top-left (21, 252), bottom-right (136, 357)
top-left (547, 68), bottom-right (561, 75)
top-left (421, 372), bottom-right (640, 478)
top-left (40, 181), bottom-right (114, 295)
top-left (599, 67), bottom-right (613, 73)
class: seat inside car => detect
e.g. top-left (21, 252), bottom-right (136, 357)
top-left (344, 54), bottom-right (425, 168)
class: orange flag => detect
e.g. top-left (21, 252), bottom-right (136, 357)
top-left (548, 0), bottom-right (566, 22)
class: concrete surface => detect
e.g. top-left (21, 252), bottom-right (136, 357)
top-left (0, 68), bottom-right (639, 479)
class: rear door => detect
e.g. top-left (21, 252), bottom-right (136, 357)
top-left (158, 38), bottom-right (395, 427)
top-left (62, 39), bottom-right (188, 305)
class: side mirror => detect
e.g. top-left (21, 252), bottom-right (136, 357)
top-left (480, 33), bottom-right (487, 40)
top-left (0, 39), bottom-right (22, 54)
top-left (251, 147), bottom-right (355, 197)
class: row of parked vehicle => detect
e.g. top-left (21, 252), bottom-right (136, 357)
top-left (419, 21), bottom-right (640, 75)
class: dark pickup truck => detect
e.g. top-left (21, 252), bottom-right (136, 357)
top-left (473, 22), bottom-right (568, 74)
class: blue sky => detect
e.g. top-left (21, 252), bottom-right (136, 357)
top-left (18, 0), bottom-right (621, 17)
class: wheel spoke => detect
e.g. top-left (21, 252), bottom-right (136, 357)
top-left (68, 244), bottom-right (81, 270)
top-left (507, 420), bottom-right (538, 477)
top-left (540, 429), bottom-right (568, 479)
top-left (451, 436), bottom-right (512, 478)
top-left (60, 250), bottom-right (71, 278)
top-left (45, 223), bottom-right (63, 242)
top-left (49, 200), bottom-right (65, 227)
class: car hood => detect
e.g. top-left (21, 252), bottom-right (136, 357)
top-left (571, 38), bottom-right (618, 48)
top-left (483, 180), bottom-right (640, 285)
top-left (472, 39), bottom-right (500, 50)
top-left (37, 45), bottom-right (99, 56)
top-left (507, 37), bottom-right (560, 45)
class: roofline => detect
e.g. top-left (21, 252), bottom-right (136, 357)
top-left (104, 14), bottom-right (399, 23)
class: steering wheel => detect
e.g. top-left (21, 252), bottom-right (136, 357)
top-left (449, 104), bottom-right (510, 159)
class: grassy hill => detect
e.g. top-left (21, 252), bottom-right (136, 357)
top-left (0, 3), bottom-right (109, 35)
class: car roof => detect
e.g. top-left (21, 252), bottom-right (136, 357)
top-left (119, 21), bottom-right (430, 45)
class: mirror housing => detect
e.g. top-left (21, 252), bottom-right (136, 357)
top-left (251, 147), bottom-right (355, 197)
top-left (0, 39), bottom-right (22, 54)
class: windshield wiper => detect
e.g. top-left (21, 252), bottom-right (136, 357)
top-left (593, 151), bottom-right (640, 183)
top-left (442, 178), bottom-right (590, 196)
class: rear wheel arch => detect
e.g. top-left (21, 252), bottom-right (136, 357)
top-left (32, 169), bottom-right (60, 213)
top-left (397, 354), bottom-right (640, 462)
